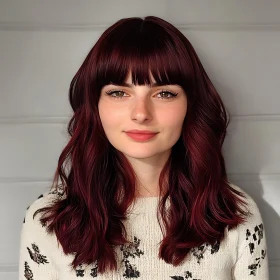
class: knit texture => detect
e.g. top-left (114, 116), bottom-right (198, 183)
top-left (19, 183), bottom-right (269, 279)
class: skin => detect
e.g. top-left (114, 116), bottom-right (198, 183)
top-left (98, 71), bottom-right (188, 197)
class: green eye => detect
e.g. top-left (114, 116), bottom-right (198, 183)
top-left (158, 90), bottom-right (178, 99)
top-left (105, 90), bottom-right (127, 99)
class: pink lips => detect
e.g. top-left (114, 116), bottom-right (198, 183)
top-left (125, 130), bottom-right (158, 141)
top-left (125, 129), bottom-right (157, 134)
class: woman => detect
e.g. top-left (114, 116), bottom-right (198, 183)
top-left (19, 16), bottom-right (269, 279)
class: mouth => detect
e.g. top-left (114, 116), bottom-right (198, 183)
top-left (125, 130), bottom-right (158, 135)
top-left (125, 131), bottom-right (158, 141)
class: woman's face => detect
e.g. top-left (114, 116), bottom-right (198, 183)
top-left (98, 72), bottom-right (187, 160)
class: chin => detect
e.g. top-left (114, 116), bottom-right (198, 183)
top-left (122, 150), bottom-right (159, 159)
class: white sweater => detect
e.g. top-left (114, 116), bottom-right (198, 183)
top-left (19, 183), bottom-right (269, 280)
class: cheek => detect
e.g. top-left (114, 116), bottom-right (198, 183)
top-left (167, 118), bottom-right (185, 133)
top-left (98, 102), bottom-right (123, 129)
top-left (161, 105), bottom-right (187, 128)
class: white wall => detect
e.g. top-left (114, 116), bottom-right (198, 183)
top-left (0, 0), bottom-right (279, 279)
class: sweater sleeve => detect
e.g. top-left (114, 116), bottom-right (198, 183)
top-left (232, 192), bottom-right (269, 280)
top-left (19, 192), bottom-right (59, 280)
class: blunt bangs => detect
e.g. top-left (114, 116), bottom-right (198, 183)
top-left (95, 17), bottom-right (194, 94)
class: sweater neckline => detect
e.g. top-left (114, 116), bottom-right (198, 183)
top-left (135, 195), bottom-right (162, 200)
top-left (128, 195), bottom-right (170, 214)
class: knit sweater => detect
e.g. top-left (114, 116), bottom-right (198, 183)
top-left (19, 183), bottom-right (269, 280)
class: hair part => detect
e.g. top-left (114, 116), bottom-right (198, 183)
top-left (34, 15), bottom-right (249, 274)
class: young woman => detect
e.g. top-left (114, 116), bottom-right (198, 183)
top-left (19, 16), bottom-right (269, 279)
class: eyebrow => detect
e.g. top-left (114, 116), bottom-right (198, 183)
top-left (107, 82), bottom-right (180, 88)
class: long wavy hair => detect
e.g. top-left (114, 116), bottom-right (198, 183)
top-left (35, 16), bottom-right (249, 274)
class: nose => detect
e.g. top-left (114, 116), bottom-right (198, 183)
top-left (131, 98), bottom-right (153, 123)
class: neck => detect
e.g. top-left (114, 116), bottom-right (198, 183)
top-left (125, 150), bottom-right (171, 197)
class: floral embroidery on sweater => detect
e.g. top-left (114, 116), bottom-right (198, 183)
top-left (75, 264), bottom-right (86, 277)
top-left (27, 243), bottom-right (49, 264)
top-left (24, 261), bottom-right (34, 280)
top-left (90, 262), bottom-right (98, 278)
top-left (49, 183), bottom-right (65, 198)
top-left (170, 270), bottom-right (201, 279)
top-left (246, 223), bottom-right (264, 254)
top-left (248, 249), bottom-right (267, 276)
top-left (74, 262), bottom-right (98, 278)
top-left (120, 236), bottom-right (144, 278)
top-left (190, 241), bottom-right (220, 264)
top-left (246, 223), bottom-right (267, 276)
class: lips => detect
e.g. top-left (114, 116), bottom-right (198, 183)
top-left (124, 129), bottom-right (158, 141)
top-left (125, 130), bottom-right (158, 135)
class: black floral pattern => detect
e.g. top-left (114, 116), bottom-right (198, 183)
top-left (90, 262), bottom-right (98, 278)
top-left (248, 249), bottom-right (267, 276)
top-left (75, 264), bottom-right (85, 277)
top-left (120, 236), bottom-right (144, 278)
top-left (74, 262), bottom-right (98, 278)
top-left (24, 261), bottom-right (34, 280)
top-left (246, 223), bottom-right (264, 254)
top-left (27, 243), bottom-right (49, 264)
top-left (49, 183), bottom-right (65, 198)
top-left (170, 270), bottom-right (201, 279)
top-left (40, 220), bottom-right (47, 227)
top-left (246, 223), bottom-right (267, 276)
top-left (190, 241), bottom-right (220, 264)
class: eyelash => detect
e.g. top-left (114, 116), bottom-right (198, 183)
top-left (105, 89), bottom-right (178, 100)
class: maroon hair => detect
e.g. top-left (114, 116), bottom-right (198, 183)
top-left (35, 16), bottom-right (249, 274)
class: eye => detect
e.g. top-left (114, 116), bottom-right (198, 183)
top-left (157, 90), bottom-right (178, 99)
top-left (105, 90), bottom-right (127, 99)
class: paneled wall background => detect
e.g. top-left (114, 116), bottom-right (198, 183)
top-left (0, 0), bottom-right (279, 279)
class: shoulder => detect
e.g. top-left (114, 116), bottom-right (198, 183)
top-left (228, 182), bottom-right (263, 225)
top-left (20, 186), bottom-right (66, 260)
top-left (227, 183), bottom-right (269, 278)
top-left (19, 187), bottom-right (67, 279)
top-left (23, 185), bottom-right (65, 230)
top-left (227, 182), bottom-right (266, 254)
